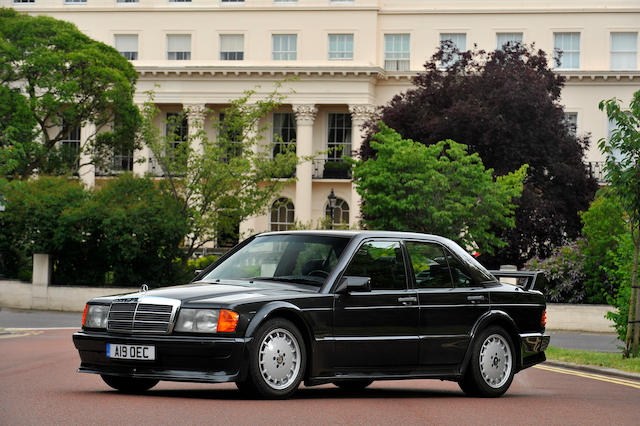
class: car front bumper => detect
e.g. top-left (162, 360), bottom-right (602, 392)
top-left (519, 332), bottom-right (550, 370)
top-left (73, 331), bottom-right (251, 383)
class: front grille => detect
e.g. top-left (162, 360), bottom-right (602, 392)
top-left (107, 298), bottom-right (178, 334)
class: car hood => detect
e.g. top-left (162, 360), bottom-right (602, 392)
top-left (92, 280), bottom-right (319, 306)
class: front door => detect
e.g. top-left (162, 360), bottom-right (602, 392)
top-left (332, 240), bottom-right (419, 371)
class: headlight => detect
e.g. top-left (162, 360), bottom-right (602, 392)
top-left (174, 309), bottom-right (238, 333)
top-left (83, 304), bottom-right (109, 329)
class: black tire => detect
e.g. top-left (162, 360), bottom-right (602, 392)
top-left (100, 375), bottom-right (159, 393)
top-left (241, 318), bottom-right (306, 399)
top-left (333, 379), bottom-right (374, 392)
top-left (458, 326), bottom-right (516, 398)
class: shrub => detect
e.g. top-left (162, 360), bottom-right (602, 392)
top-left (524, 239), bottom-right (587, 303)
top-left (0, 175), bottom-right (189, 286)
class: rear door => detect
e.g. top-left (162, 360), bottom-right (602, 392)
top-left (405, 240), bottom-right (489, 367)
top-left (332, 239), bottom-right (419, 371)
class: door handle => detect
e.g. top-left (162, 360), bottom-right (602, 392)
top-left (467, 295), bottom-right (486, 302)
top-left (397, 296), bottom-right (417, 305)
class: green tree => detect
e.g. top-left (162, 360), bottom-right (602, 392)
top-left (0, 8), bottom-right (140, 178)
top-left (599, 90), bottom-right (640, 357)
top-left (360, 42), bottom-right (597, 267)
top-left (353, 123), bottom-right (527, 254)
top-left (141, 88), bottom-right (298, 257)
top-left (580, 192), bottom-right (628, 303)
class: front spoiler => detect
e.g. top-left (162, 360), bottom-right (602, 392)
top-left (73, 331), bottom-right (250, 384)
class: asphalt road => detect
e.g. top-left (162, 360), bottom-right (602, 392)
top-left (0, 329), bottom-right (639, 425)
top-left (0, 307), bottom-right (624, 352)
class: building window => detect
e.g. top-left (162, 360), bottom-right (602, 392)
top-left (13, 0), bottom-right (36, 3)
top-left (610, 32), bottom-right (638, 70)
top-left (166, 112), bottom-right (188, 163)
top-left (167, 34), bottom-right (191, 60)
top-left (270, 198), bottom-right (295, 231)
top-left (328, 34), bottom-right (354, 60)
top-left (439, 33), bottom-right (466, 67)
top-left (220, 35), bottom-right (244, 61)
top-left (218, 112), bottom-right (243, 159)
top-left (496, 32), bottom-right (523, 49)
top-left (64, 0), bottom-right (87, 3)
top-left (116, 0), bottom-right (139, 3)
top-left (114, 34), bottom-right (138, 61)
top-left (61, 125), bottom-right (81, 171)
top-left (554, 33), bottom-right (580, 69)
top-left (564, 112), bottom-right (577, 136)
top-left (272, 34), bottom-right (297, 60)
top-left (274, 0), bottom-right (297, 3)
top-left (169, 0), bottom-right (191, 2)
top-left (325, 198), bottom-right (349, 227)
top-left (273, 113), bottom-right (296, 157)
top-left (608, 118), bottom-right (625, 162)
top-left (112, 147), bottom-right (134, 172)
top-left (222, 0), bottom-right (244, 2)
top-left (384, 34), bottom-right (410, 71)
top-left (327, 113), bottom-right (352, 161)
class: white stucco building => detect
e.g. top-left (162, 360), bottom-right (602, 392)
top-left (6, 0), bottom-right (640, 244)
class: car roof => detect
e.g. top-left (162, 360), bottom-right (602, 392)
top-left (257, 230), bottom-right (455, 245)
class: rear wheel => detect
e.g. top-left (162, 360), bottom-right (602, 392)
top-left (101, 375), bottom-right (159, 393)
top-left (239, 318), bottom-right (306, 399)
top-left (333, 379), bottom-right (374, 392)
top-left (458, 326), bottom-right (515, 398)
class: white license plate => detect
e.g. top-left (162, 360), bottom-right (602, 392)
top-left (106, 344), bottom-right (155, 360)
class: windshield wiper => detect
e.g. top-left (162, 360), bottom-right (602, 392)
top-left (250, 276), bottom-right (322, 285)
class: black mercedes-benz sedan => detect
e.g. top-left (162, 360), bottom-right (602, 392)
top-left (73, 231), bottom-right (549, 398)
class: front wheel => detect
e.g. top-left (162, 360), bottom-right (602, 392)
top-left (239, 318), bottom-right (306, 399)
top-left (459, 326), bottom-right (515, 398)
top-left (101, 375), bottom-right (159, 393)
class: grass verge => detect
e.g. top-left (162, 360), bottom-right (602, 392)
top-left (546, 346), bottom-right (640, 373)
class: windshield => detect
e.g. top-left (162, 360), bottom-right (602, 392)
top-left (203, 234), bottom-right (351, 286)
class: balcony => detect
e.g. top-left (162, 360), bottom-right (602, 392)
top-left (588, 161), bottom-right (607, 186)
top-left (312, 158), bottom-right (352, 180)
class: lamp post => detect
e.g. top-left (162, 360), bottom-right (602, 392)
top-left (327, 188), bottom-right (337, 230)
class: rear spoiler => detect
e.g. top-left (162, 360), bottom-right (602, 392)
top-left (488, 270), bottom-right (546, 291)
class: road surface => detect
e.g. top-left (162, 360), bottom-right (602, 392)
top-left (0, 329), bottom-right (638, 425)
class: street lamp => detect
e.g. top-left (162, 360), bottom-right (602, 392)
top-left (327, 188), bottom-right (337, 230)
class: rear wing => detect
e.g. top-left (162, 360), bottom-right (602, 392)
top-left (488, 270), bottom-right (546, 291)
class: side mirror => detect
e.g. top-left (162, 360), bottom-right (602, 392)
top-left (335, 276), bottom-right (372, 294)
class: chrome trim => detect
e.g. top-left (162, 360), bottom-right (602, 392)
top-left (520, 333), bottom-right (550, 353)
top-left (107, 296), bottom-right (181, 335)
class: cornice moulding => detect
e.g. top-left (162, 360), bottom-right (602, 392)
top-left (136, 66), bottom-right (385, 78)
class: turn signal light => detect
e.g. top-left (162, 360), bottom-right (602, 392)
top-left (541, 310), bottom-right (547, 327)
top-left (217, 310), bottom-right (239, 332)
top-left (82, 304), bottom-right (88, 327)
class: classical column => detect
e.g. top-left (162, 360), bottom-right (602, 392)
top-left (184, 103), bottom-right (208, 155)
top-left (78, 122), bottom-right (96, 188)
top-left (133, 103), bottom-right (150, 176)
top-left (348, 104), bottom-right (376, 228)
top-left (292, 104), bottom-right (318, 225)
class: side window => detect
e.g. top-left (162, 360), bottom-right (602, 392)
top-left (406, 242), bottom-right (453, 289)
top-left (344, 241), bottom-right (407, 290)
top-left (445, 249), bottom-right (474, 288)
